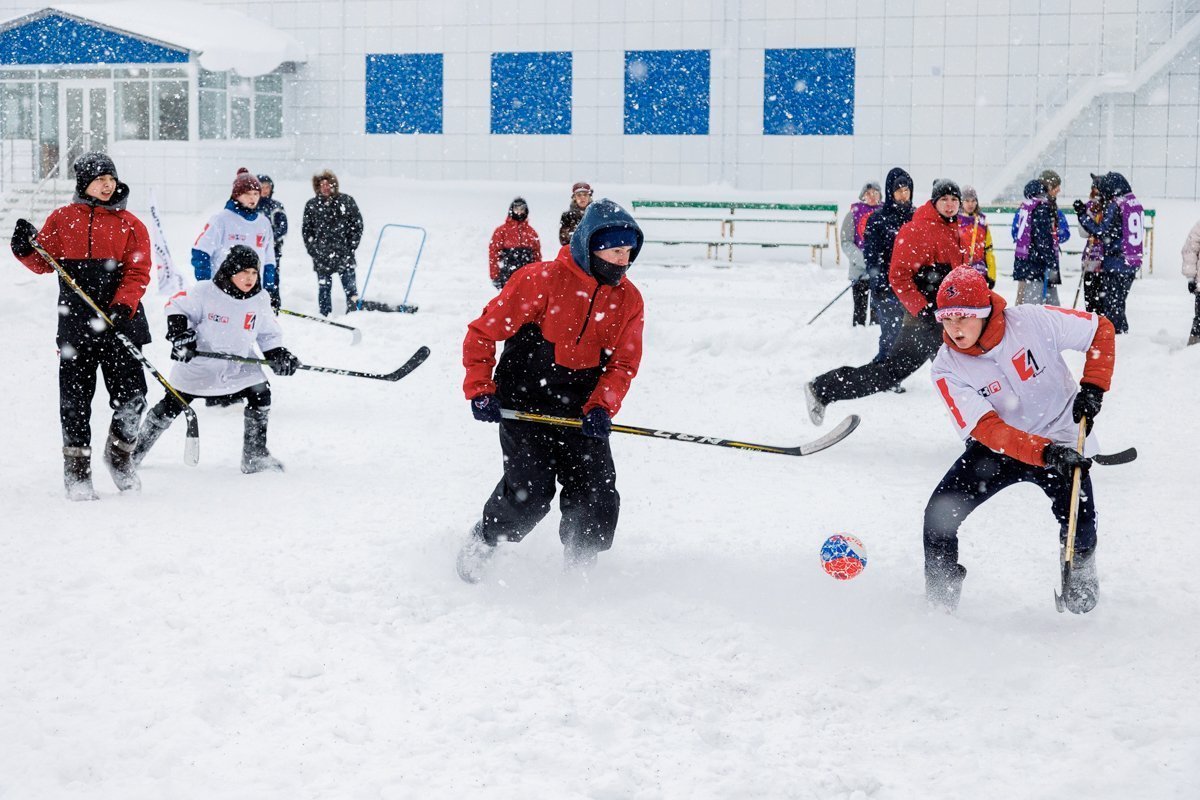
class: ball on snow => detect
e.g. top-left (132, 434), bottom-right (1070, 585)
top-left (820, 534), bottom-right (868, 580)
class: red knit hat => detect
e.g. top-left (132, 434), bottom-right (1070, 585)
top-left (935, 267), bottom-right (992, 321)
top-left (231, 167), bottom-right (261, 198)
top-left (571, 181), bottom-right (593, 195)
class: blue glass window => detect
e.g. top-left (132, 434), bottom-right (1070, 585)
top-left (365, 53), bottom-right (442, 134)
top-left (624, 50), bottom-right (710, 135)
top-left (763, 48), bottom-right (856, 135)
top-left (0, 14), bottom-right (187, 65)
top-left (491, 51), bottom-right (572, 135)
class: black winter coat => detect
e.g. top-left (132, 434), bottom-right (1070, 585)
top-left (863, 167), bottom-right (914, 292)
top-left (302, 193), bottom-right (363, 274)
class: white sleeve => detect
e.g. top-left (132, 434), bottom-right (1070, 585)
top-left (164, 287), bottom-right (203, 325)
top-left (193, 214), bottom-right (222, 256)
top-left (255, 295), bottom-right (285, 352)
top-left (1040, 305), bottom-right (1100, 354)
top-left (1183, 220), bottom-right (1200, 280)
top-left (931, 357), bottom-right (994, 441)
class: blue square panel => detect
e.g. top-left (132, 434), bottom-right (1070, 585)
top-left (624, 50), bottom-right (710, 136)
top-left (491, 51), bottom-right (572, 134)
top-left (365, 53), bottom-right (442, 134)
top-left (764, 48), bottom-right (855, 135)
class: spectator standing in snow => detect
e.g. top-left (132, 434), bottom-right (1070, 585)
top-left (1079, 177), bottom-right (1106, 313)
top-left (192, 168), bottom-right (279, 309)
top-left (841, 181), bottom-right (881, 326)
top-left (302, 170), bottom-right (364, 317)
top-left (958, 186), bottom-right (996, 288)
top-left (924, 267), bottom-right (1114, 614)
top-left (1073, 171), bottom-right (1142, 334)
top-left (862, 167), bottom-right (915, 362)
top-left (457, 199), bottom-right (645, 583)
top-left (10, 152), bottom-right (152, 500)
top-left (558, 182), bottom-right (593, 246)
top-left (1180, 214), bottom-right (1200, 345)
top-left (1012, 178), bottom-right (1061, 305)
top-left (805, 179), bottom-right (968, 424)
top-left (132, 246), bottom-right (300, 474)
top-left (488, 197), bottom-right (542, 290)
top-left (256, 174), bottom-right (288, 307)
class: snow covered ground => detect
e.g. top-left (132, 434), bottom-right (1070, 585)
top-left (0, 178), bottom-right (1196, 799)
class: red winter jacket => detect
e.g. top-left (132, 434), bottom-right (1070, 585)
top-left (488, 218), bottom-right (542, 284)
top-left (463, 245), bottom-right (644, 417)
top-left (17, 198), bottom-right (152, 345)
top-left (889, 201), bottom-right (969, 317)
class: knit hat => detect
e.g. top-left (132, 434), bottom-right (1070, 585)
top-left (231, 167), bottom-right (261, 198)
top-left (935, 267), bottom-right (992, 321)
top-left (591, 226), bottom-right (639, 251)
top-left (256, 174), bottom-right (273, 186)
top-left (859, 181), bottom-right (882, 201)
top-left (931, 178), bottom-right (962, 202)
top-left (214, 245), bottom-right (262, 299)
top-left (1039, 169), bottom-right (1062, 190)
top-left (572, 182), bottom-right (593, 196)
top-left (509, 196), bottom-right (528, 220)
top-left (73, 151), bottom-right (118, 194)
top-left (961, 185), bottom-right (978, 202)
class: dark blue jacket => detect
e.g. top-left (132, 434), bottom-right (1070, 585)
top-left (862, 167), bottom-right (914, 291)
top-left (1012, 180), bottom-right (1060, 283)
top-left (258, 195), bottom-right (288, 257)
top-left (1077, 172), bottom-right (1135, 273)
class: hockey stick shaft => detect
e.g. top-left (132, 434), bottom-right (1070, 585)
top-left (31, 241), bottom-right (200, 465)
top-left (196, 347), bottom-right (429, 382)
top-left (806, 281), bottom-right (855, 326)
top-left (279, 308), bottom-right (363, 343)
top-left (498, 408), bottom-right (859, 457)
top-left (1064, 418), bottom-right (1087, 567)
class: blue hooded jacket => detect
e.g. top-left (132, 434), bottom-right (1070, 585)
top-left (862, 167), bottom-right (914, 291)
top-left (569, 198), bottom-right (644, 279)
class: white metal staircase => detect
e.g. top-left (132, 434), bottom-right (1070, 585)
top-left (0, 179), bottom-right (74, 234)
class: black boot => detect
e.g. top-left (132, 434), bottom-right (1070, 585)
top-left (926, 562), bottom-right (967, 612)
top-left (241, 407), bottom-right (284, 474)
top-left (64, 446), bottom-right (99, 501)
top-left (103, 397), bottom-right (145, 491)
top-left (132, 408), bottom-right (174, 468)
top-left (456, 521), bottom-right (496, 584)
top-left (1062, 547), bottom-right (1099, 614)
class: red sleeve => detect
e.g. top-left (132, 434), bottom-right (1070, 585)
top-left (583, 294), bottom-right (644, 417)
top-left (1082, 315), bottom-right (1115, 391)
top-left (14, 212), bottom-right (59, 274)
top-left (487, 229), bottom-right (501, 282)
top-left (888, 223), bottom-right (929, 316)
top-left (462, 269), bottom-right (548, 399)
top-left (970, 411), bottom-right (1053, 467)
top-left (112, 216), bottom-right (151, 310)
top-left (531, 231), bottom-right (542, 264)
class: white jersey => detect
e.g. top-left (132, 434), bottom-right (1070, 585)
top-left (930, 304), bottom-right (1100, 454)
top-left (164, 282), bottom-right (283, 396)
top-left (193, 205), bottom-right (277, 280)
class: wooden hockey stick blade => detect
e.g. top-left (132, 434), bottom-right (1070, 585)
top-left (1092, 447), bottom-right (1137, 466)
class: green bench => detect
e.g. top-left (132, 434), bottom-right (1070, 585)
top-left (631, 200), bottom-right (841, 264)
top-left (979, 205), bottom-right (1156, 273)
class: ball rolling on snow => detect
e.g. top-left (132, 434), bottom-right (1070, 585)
top-left (820, 534), bottom-right (868, 580)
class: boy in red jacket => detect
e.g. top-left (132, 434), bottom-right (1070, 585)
top-left (488, 197), bottom-right (542, 290)
top-left (458, 199), bottom-right (644, 582)
top-left (925, 267), bottom-right (1114, 614)
top-left (10, 153), bottom-right (152, 500)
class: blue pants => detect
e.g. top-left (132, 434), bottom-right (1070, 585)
top-left (924, 441), bottom-right (1097, 574)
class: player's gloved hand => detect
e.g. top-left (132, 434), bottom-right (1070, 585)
top-left (168, 328), bottom-right (197, 362)
top-left (1072, 383), bottom-right (1104, 434)
top-left (985, 276), bottom-right (996, 289)
top-left (1072, 199), bottom-right (1087, 215)
top-left (470, 393), bottom-right (502, 423)
top-left (1043, 444), bottom-right (1091, 476)
top-left (581, 407), bottom-right (611, 440)
top-left (263, 346), bottom-right (301, 376)
top-left (10, 218), bottom-right (37, 258)
top-left (1188, 280), bottom-right (1197, 295)
top-left (492, 278), bottom-right (504, 290)
top-left (107, 303), bottom-right (137, 339)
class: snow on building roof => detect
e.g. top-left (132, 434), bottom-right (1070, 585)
top-left (0, 1), bottom-right (307, 76)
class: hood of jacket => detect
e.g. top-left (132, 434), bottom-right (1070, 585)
top-left (882, 167), bottom-right (913, 211)
top-left (73, 181), bottom-right (130, 211)
top-left (1106, 171), bottom-right (1132, 197)
top-left (1023, 179), bottom-right (1046, 200)
top-left (569, 198), bottom-right (644, 275)
top-left (312, 169), bottom-right (340, 196)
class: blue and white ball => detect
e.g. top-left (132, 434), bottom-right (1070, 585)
top-left (820, 534), bottom-right (868, 580)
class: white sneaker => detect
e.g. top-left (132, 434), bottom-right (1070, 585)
top-left (804, 381), bottom-right (825, 426)
top-left (456, 522), bottom-right (496, 584)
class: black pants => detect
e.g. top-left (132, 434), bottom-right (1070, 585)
top-left (150, 382), bottom-right (272, 419)
top-left (317, 268), bottom-right (358, 317)
top-left (1097, 272), bottom-right (1135, 334)
top-left (812, 313), bottom-right (942, 404)
top-left (1191, 293), bottom-right (1200, 339)
top-left (1082, 272), bottom-right (1102, 314)
top-left (480, 420), bottom-right (619, 552)
top-left (851, 278), bottom-right (871, 326)
top-left (59, 335), bottom-right (148, 448)
top-left (924, 441), bottom-right (1097, 573)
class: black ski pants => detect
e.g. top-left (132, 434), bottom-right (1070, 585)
top-left (1191, 292), bottom-right (1200, 339)
top-left (317, 267), bottom-right (359, 317)
top-left (923, 441), bottom-right (1097, 574)
top-left (149, 382), bottom-right (272, 419)
top-left (812, 312), bottom-right (941, 405)
top-left (480, 420), bottom-right (619, 553)
top-left (851, 278), bottom-right (871, 326)
top-left (59, 335), bottom-right (147, 449)
top-left (1082, 271), bottom-right (1102, 315)
top-left (1097, 271), bottom-right (1135, 334)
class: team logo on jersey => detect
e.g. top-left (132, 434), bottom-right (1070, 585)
top-left (256, 233), bottom-right (266, 249)
top-left (1011, 348), bottom-right (1044, 381)
top-left (207, 312), bottom-right (229, 324)
top-left (244, 313), bottom-right (257, 330)
top-left (976, 380), bottom-right (1003, 398)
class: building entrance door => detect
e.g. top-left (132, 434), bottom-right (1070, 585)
top-left (58, 82), bottom-right (110, 178)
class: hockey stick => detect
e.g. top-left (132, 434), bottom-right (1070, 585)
top-left (806, 281), bottom-right (855, 326)
top-left (357, 298), bottom-right (418, 314)
top-left (1093, 447), bottom-right (1137, 466)
top-left (196, 346), bottom-right (430, 382)
top-left (279, 308), bottom-right (362, 345)
top-left (1054, 418), bottom-right (1088, 613)
top-left (499, 409), bottom-right (860, 457)
top-left (31, 240), bottom-right (200, 466)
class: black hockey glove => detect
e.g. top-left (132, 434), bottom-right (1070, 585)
top-left (263, 347), bottom-right (300, 376)
top-left (1043, 444), bottom-right (1091, 477)
top-left (107, 303), bottom-right (137, 340)
top-left (10, 218), bottom-right (37, 258)
top-left (1189, 280), bottom-right (1197, 295)
top-left (1072, 383), bottom-right (1104, 434)
top-left (1072, 199), bottom-right (1087, 216)
top-left (470, 393), bottom-right (502, 423)
top-left (581, 407), bottom-right (612, 440)
top-left (168, 328), bottom-right (197, 362)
